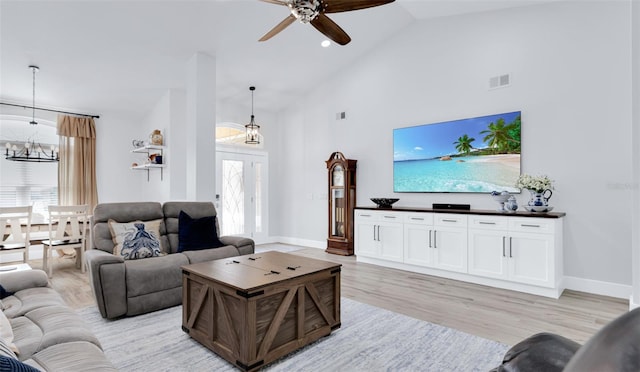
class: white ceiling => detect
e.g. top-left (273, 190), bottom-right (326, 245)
top-left (0, 0), bottom-right (559, 118)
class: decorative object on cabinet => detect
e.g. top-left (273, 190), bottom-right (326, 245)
top-left (370, 198), bottom-right (399, 208)
top-left (326, 151), bottom-right (357, 256)
top-left (516, 174), bottom-right (554, 208)
top-left (149, 130), bottom-right (163, 146)
top-left (505, 195), bottom-right (518, 212)
top-left (490, 191), bottom-right (510, 212)
top-left (131, 144), bottom-right (165, 181)
top-left (524, 205), bottom-right (554, 213)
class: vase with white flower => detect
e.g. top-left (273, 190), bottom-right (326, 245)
top-left (515, 174), bottom-right (554, 207)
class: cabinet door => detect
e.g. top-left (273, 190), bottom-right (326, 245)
top-left (378, 222), bottom-right (404, 262)
top-left (433, 226), bottom-right (468, 273)
top-left (354, 220), bottom-right (379, 258)
top-left (468, 229), bottom-right (508, 280)
top-left (507, 232), bottom-right (554, 287)
top-left (404, 223), bottom-right (433, 266)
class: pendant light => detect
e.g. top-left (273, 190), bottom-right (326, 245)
top-left (4, 65), bottom-right (59, 163)
top-left (245, 86), bottom-right (260, 145)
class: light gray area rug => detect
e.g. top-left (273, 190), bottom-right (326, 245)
top-left (79, 298), bottom-right (508, 371)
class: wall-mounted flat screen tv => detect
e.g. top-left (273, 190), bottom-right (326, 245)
top-left (393, 111), bottom-right (521, 193)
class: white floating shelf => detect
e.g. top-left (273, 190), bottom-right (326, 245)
top-left (131, 145), bottom-right (164, 153)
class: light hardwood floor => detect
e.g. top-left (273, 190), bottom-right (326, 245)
top-left (7, 243), bottom-right (629, 346)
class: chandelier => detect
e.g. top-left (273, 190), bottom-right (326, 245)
top-left (4, 65), bottom-right (59, 163)
top-left (245, 86), bottom-right (261, 145)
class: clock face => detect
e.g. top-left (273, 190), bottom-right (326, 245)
top-left (332, 166), bottom-right (344, 187)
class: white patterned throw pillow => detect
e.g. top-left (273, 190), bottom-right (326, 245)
top-left (108, 219), bottom-right (163, 260)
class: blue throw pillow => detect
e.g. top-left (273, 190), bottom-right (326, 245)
top-left (0, 284), bottom-right (13, 299)
top-left (178, 211), bottom-right (225, 252)
top-left (0, 355), bottom-right (40, 372)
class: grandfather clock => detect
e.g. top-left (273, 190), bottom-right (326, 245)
top-left (326, 152), bottom-right (357, 256)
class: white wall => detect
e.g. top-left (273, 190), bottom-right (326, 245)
top-left (272, 1), bottom-right (633, 296)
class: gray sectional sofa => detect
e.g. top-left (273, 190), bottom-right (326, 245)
top-left (0, 269), bottom-right (116, 371)
top-left (85, 201), bottom-right (255, 319)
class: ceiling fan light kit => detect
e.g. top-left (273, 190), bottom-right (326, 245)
top-left (259, 0), bottom-right (396, 46)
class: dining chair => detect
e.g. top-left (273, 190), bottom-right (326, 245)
top-left (42, 204), bottom-right (89, 277)
top-left (0, 206), bottom-right (33, 264)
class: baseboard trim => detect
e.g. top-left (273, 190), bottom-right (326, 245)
top-left (630, 296), bottom-right (639, 310)
top-left (564, 276), bottom-right (631, 300)
top-left (269, 236), bottom-right (325, 249)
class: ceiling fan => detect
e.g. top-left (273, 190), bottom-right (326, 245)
top-left (259, 0), bottom-right (396, 46)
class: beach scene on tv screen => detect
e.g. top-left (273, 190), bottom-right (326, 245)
top-left (394, 111), bottom-right (521, 193)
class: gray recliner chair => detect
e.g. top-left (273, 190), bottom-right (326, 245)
top-left (85, 201), bottom-right (254, 319)
top-left (491, 307), bottom-right (640, 371)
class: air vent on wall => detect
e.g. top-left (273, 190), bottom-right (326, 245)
top-left (489, 73), bottom-right (511, 90)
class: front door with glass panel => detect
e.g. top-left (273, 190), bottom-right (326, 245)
top-left (215, 151), bottom-right (267, 243)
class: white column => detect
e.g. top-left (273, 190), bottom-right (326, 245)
top-left (632, 0), bottom-right (640, 310)
top-left (185, 52), bottom-right (216, 202)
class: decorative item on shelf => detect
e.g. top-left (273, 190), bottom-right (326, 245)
top-left (245, 86), bottom-right (260, 145)
top-left (516, 174), bottom-right (554, 213)
top-left (370, 198), bottom-right (400, 208)
top-left (4, 65), bottom-right (59, 163)
top-left (505, 195), bottom-right (518, 213)
top-left (131, 162), bottom-right (138, 167)
top-left (155, 155), bottom-right (162, 164)
top-left (149, 130), bottom-right (163, 146)
top-left (490, 191), bottom-right (510, 212)
top-left (132, 139), bottom-right (145, 148)
top-left (148, 154), bottom-right (157, 164)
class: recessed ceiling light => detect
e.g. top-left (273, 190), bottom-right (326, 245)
top-left (321, 40), bottom-right (331, 48)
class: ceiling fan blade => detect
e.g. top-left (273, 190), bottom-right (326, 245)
top-left (259, 0), bottom-right (288, 6)
top-left (259, 15), bottom-right (296, 42)
top-left (310, 13), bottom-right (351, 45)
top-left (323, 0), bottom-right (395, 14)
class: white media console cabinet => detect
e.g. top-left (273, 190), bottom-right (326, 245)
top-left (355, 206), bottom-right (566, 298)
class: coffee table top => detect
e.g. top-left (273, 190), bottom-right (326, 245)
top-left (182, 251), bottom-right (341, 292)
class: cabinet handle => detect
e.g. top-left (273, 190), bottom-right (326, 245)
top-left (377, 225), bottom-right (381, 241)
top-left (433, 230), bottom-right (437, 248)
top-left (521, 224), bottom-right (541, 228)
top-left (373, 225), bottom-right (376, 241)
top-left (502, 236), bottom-right (506, 257)
top-left (360, 214), bottom-right (371, 217)
top-left (479, 221), bottom-right (496, 225)
top-left (509, 237), bottom-right (513, 258)
top-left (442, 219), bottom-right (457, 223)
top-left (428, 230), bottom-right (432, 248)
top-left (384, 216), bottom-right (397, 219)
top-left (411, 217), bottom-right (424, 221)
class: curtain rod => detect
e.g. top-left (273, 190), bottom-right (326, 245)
top-left (0, 102), bottom-right (100, 119)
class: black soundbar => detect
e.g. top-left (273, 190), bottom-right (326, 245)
top-left (432, 203), bottom-right (471, 210)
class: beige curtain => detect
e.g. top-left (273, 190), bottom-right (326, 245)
top-left (57, 115), bottom-right (98, 212)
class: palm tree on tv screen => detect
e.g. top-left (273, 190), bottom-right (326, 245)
top-left (480, 117), bottom-right (519, 154)
top-left (453, 134), bottom-right (475, 155)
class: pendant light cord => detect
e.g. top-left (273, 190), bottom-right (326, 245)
top-left (29, 65), bottom-right (38, 125)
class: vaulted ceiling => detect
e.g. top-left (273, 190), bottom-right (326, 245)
top-left (0, 0), bottom-right (555, 118)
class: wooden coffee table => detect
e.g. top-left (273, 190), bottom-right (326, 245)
top-left (181, 251), bottom-right (341, 371)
